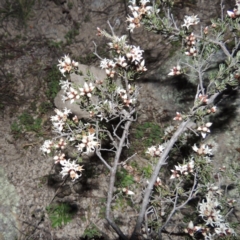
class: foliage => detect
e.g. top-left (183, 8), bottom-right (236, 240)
top-left (11, 111), bottom-right (42, 138)
top-left (116, 169), bottom-right (135, 188)
top-left (46, 203), bottom-right (75, 228)
top-left (130, 121), bottom-right (163, 155)
top-left (45, 65), bottom-right (62, 100)
top-left (82, 224), bottom-right (102, 239)
top-left (38, 101), bottom-right (53, 114)
top-left (64, 27), bottom-right (79, 45)
top-left (0, 0), bottom-right (35, 27)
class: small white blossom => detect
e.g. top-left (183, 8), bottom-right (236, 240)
top-left (115, 55), bottom-right (127, 68)
top-left (198, 195), bottom-right (223, 226)
top-left (65, 87), bottom-right (80, 103)
top-left (76, 133), bottom-right (99, 154)
top-left (59, 79), bottom-right (71, 91)
top-left (185, 46), bottom-right (197, 56)
top-left (136, 60), bottom-right (147, 72)
top-left (40, 140), bottom-right (54, 154)
top-left (173, 112), bottom-right (182, 121)
top-left (197, 122), bottom-right (212, 138)
top-left (126, 45), bottom-right (144, 63)
top-left (122, 188), bottom-right (135, 195)
top-left (192, 144), bottom-right (213, 155)
top-left (182, 15), bottom-right (200, 29)
top-left (184, 221), bottom-right (202, 237)
top-left (146, 144), bottom-right (164, 157)
top-left (55, 138), bottom-right (67, 149)
top-left (57, 55), bottom-right (78, 76)
top-left (168, 66), bottom-right (181, 76)
top-left (79, 82), bottom-right (95, 98)
top-left (53, 153), bottom-right (66, 164)
top-left (60, 159), bottom-right (84, 181)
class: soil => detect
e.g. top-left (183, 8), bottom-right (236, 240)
top-left (0, 0), bottom-right (239, 240)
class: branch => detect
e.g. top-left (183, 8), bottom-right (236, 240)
top-left (159, 172), bottom-right (198, 237)
top-left (130, 120), bottom-right (190, 239)
top-left (105, 119), bottom-right (133, 240)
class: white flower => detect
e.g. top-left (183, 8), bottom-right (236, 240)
top-left (136, 60), bottom-right (147, 72)
top-left (115, 56), bottom-right (127, 68)
top-left (198, 195), bottom-right (223, 226)
top-left (79, 82), bottom-right (95, 98)
top-left (146, 144), bottom-right (164, 157)
top-left (126, 45), bottom-right (144, 63)
top-left (51, 108), bottom-right (71, 122)
top-left (168, 66), bottom-right (181, 76)
top-left (40, 140), bottom-right (53, 154)
top-left (76, 133), bottom-right (99, 154)
top-left (182, 15), bottom-right (200, 29)
top-left (197, 122), bottom-right (212, 138)
top-left (122, 188), bottom-right (135, 195)
top-left (55, 138), bottom-right (67, 149)
top-left (57, 55), bottom-right (78, 76)
top-left (100, 58), bottom-right (116, 69)
top-left (173, 112), bottom-right (182, 121)
top-left (59, 79), bottom-right (71, 91)
top-left (184, 221), bottom-right (202, 236)
top-left (65, 87), bottom-right (80, 103)
top-left (59, 159), bottom-right (84, 181)
top-left (227, 10), bottom-right (237, 18)
top-left (53, 153), bottom-right (66, 164)
top-left (126, 11), bottom-right (141, 32)
top-left (52, 120), bottom-right (65, 132)
top-left (185, 46), bottom-right (197, 56)
top-left (170, 160), bottom-right (194, 179)
top-left (192, 144), bottom-right (213, 155)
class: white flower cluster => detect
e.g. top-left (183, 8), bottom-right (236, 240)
top-left (40, 139), bottom-right (54, 154)
top-left (192, 143), bottom-right (213, 156)
top-left (79, 82), bottom-right (95, 98)
top-left (170, 160), bottom-right (194, 179)
top-left (197, 122), bottom-right (212, 139)
top-left (127, 0), bottom-right (153, 32)
top-left (57, 55), bottom-right (96, 103)
top-left (182, 15), bottom-right (200, 29)
top-left (116, 85), bottom-right (135, 106)
top-left (40, 138), bottom-right (67, 154)
top-left (168, 65), bottom-right (182, 76)
top-left (185, 32), bottom-right (197, 56)
top-left (50, 108), bottom-right (72, 132)
top-left (185, 185), bottom-right (235, 239)
top-left (60, 159), bottom-right (84, 181)
top-left (146, 144), bottom-right (164, 157)
top-left (173, 112), bottom-right (182, 121)
top-left (197, 190), bottom-right (236, 238)
top-left (100, 45), bottom-right (147, 78)
top-left (198, 93), bottom-right (209, 104)
top-left (57, 54), bottom-right (78, 76)
top-left (76, 133), bottom-right (99, 154)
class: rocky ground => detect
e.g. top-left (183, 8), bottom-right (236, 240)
top-left (0, 0), bottom-right (239, 240)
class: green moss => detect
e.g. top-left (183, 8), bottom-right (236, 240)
top-left (46, 203), bottom-right (75, 228)
top-left (116, 169), bottom-right (135, 188)
top-left (45, 65), bottom-right (62, 100)
top-left (11, 111), bottom-right (42, 138)
top-left (82, 224), bottom-right (102, 239)
top-left (129, 121), bottom-right (163, 156)
top-left (0, 0), bottom-right (35, 27)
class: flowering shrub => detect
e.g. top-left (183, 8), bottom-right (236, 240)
top-left (41, 0), bottom-right (240, 239)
